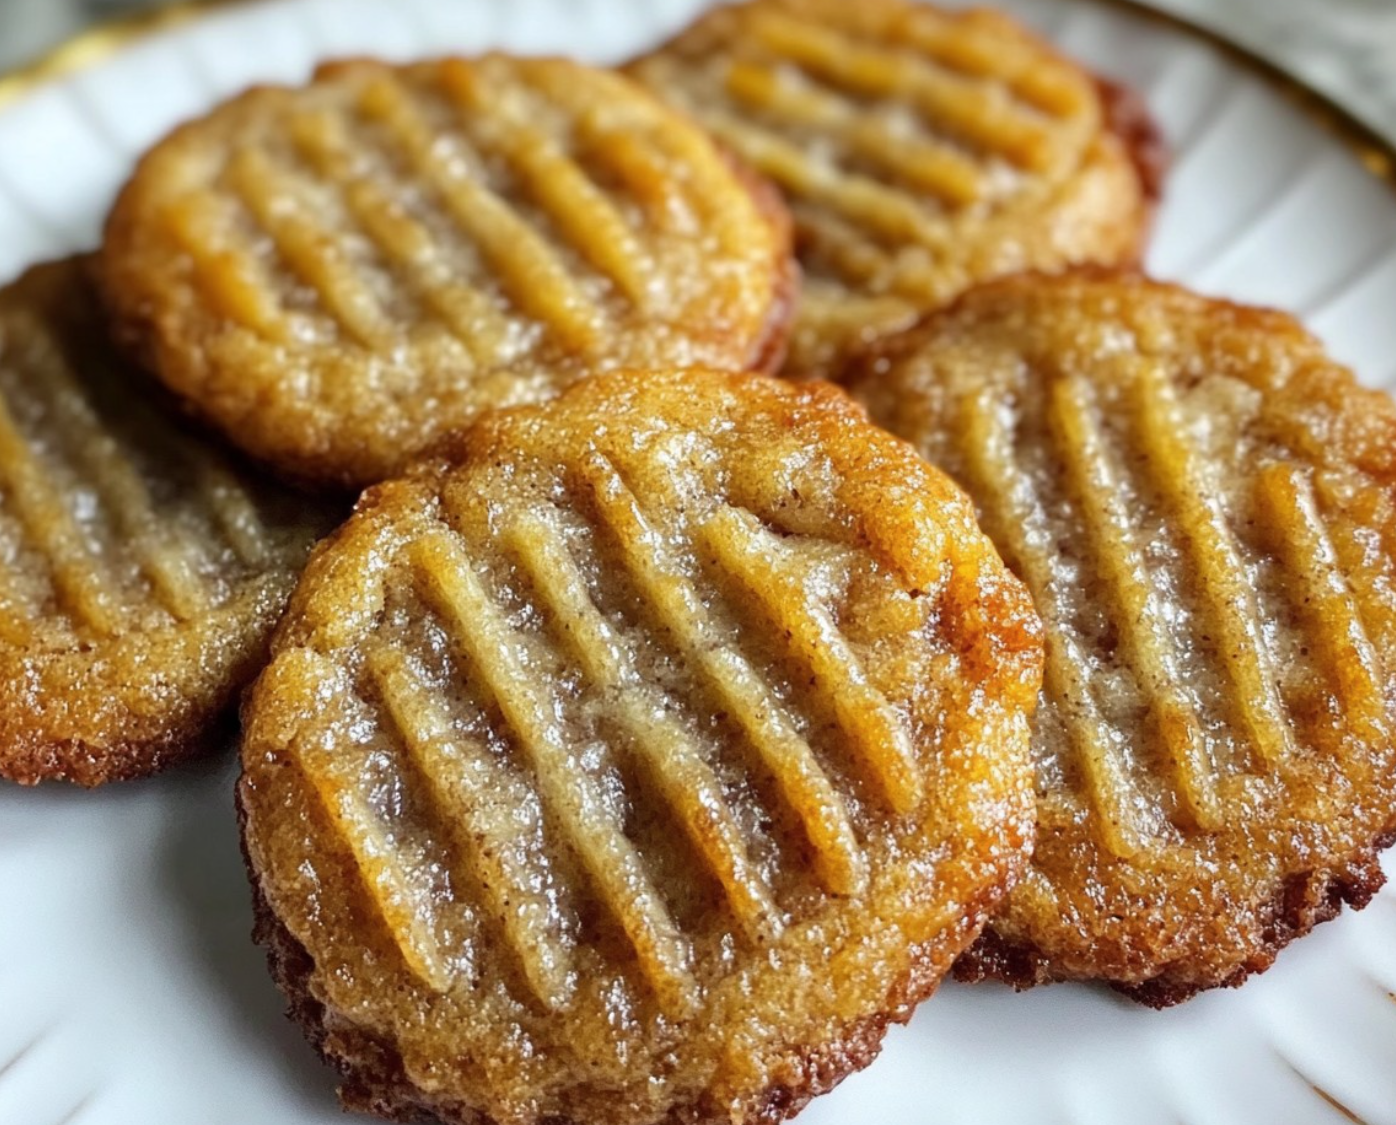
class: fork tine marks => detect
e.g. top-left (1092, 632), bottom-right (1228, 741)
top-left (279, 648), bottom-right (458, 993)
top-left (409, 528), bottom-right (699, 1018)
top-left (699, 110), bottom-right (941, 246)
top-left (697, 505), bottom-right (923, 816)
top-left (0, 394), bottom-right (124, 636)
top-left (897, 8), bottom-right (1091, 118)
top-left (748, 10), bottom-right (1056, 171)
top-left (299, 744), bottom-right (456, 994)
top-left (439, 61), bottom-right (654, 308)
top-left (187, 456), bottom-right (270, 569)
top-left (226, 147), bottom-right (396, 352)
top-left (286, 107), bottom-right (514, 364)
top-left (523, 60), bottom-right (762, 259)
top-left (571, 121), bottom-right (689, 232)
top-left (368, 646), bottom-right (575, 1009)
top-left (722, 61), bottom-right (983, 207)
top-left (356, 74), bottom-right (605, 356)
top-left (1254, 464), bottom-right (1388, 751)
top-left (580, 453), bottom-right (869, 897)
top-left (1047, 375), bottom-right (1220, 830)
top-left (34, 354), bottom-right (210, 621)
top-left (503, 510), bottom-right (783, 946)
top-left (1126, 360), bottom-right (1294, 769)
top-left (957, 387), bottom-right (1151, 859)
top-left (162, 191), bottom-right (294, 344)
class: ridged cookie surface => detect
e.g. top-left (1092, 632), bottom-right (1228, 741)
top-left (0, 259), bottom-right (329, 786)
top-left (630, 0), bottom-right (1159, 381)
top-left (239, 369), bottom-right (1042, 1125)
top-left (99, 56), bottom-right (796, 489)
top-left (848, 271), bottom-right (1396, 1004)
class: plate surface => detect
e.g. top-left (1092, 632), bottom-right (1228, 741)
top-left (2, 1), bottom-right (1396, 1123)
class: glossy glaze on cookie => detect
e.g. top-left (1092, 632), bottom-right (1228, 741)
top-left (0, 258), bottom-right (330, 785)
top-left (99, 56), bottom-right (796, 489)
top-left (630, 0), bottom-right (1159, 380)
top-left (239, 369), bottom-right (1043, 1124)
top-left (848, 271), bottom-right (1396, 1004)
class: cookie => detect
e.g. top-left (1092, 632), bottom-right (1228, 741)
top-left (98, 55), bottom-right (797, 489)
top-left (847, 271), bottom-right (1396, 1004)
top-left (238, 368), bottom-right (1043, 1124)
top-left (0, 258), bottom-right (330, 786)
top-left (629, 0), bottom-right (1160, 381)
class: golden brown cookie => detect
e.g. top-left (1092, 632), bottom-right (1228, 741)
top-left (238, 369), bottom-right (1043, 1124)
top-left (629, 0), bottom-right (1161, 381)
top-left (0, 258), bottom-right (331, 786)
top-left (847, 271), bottom-right (1396, 1005)
top-left (98, 55), bottom-right (797, 490)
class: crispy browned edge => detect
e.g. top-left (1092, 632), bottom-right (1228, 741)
top-left (845, 268), bottom-right (1396, 1006)
top-left (0, 681), bottom-right (245, 788)
top-left (839, 265), bottom-right (1191, 380)
top-left (93, 61), bottom-right (800, 493)
top-left (954, 830), bottom-right (1396, 1008)
top-left (235, 782), bottom-right (1008, 1125)
top-left (728, 153), bottom-right (800, 377)
top-left (0, 258), bottom-right (289, 788)
top-left (1097, 76), bottom-right (1168, 215)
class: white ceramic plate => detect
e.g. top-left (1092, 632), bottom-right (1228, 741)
top-left (3, 1), bottom-right (1396, 1123)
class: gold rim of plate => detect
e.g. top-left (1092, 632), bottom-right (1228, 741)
top-left (0, 0), bottom-right (248, 109)
top-left (0, 0), bottom-right (1391, 188)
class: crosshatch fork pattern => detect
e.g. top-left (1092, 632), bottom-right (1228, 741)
top-left (0, 261), bottom-right (304, 642)
top-left (154, 59), bottom-right (773, 358)
top-left (5, 0), bottom-right (1396, 1123)
top-left (628, 0), bottom-right (1151, 377)
top-left (954, 358), bottom-right (1394, 853)
top-left (272, 447), bottom-right (942, 1019)
top-left (853, 279), bottom-right (1396, 864)
top-left (237, 367), bottom-right (1048, 1125)
top-left (848, 274), bottom-right (1396, 1024)
top-left (98, 51), bottom-right (795, 486)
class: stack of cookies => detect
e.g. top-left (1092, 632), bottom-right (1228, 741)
top-left (4, 2), bottom-right (1394, 1123)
